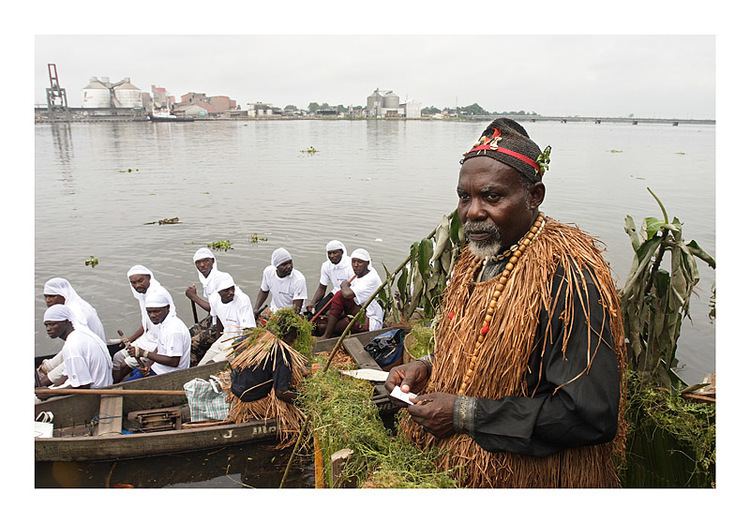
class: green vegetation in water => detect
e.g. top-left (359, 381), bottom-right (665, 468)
top-left (623, 371), bottom-right (715, 487)
top-left (144, 217), bottom-right (180, 225)
top-left (84, 256), bottom-right (99, 268)
top-left (264, 308), bottom-right (313, 358)
top-left (249, 233), bottom-right (268, 244)
top-left (299, 369), bottom-right (456, 488)
top-left (608, 149), bottom-right (624, 153)
top-left (301, 146), bottom-right (318, 154)
top-left (207, 240), bottom-right (233, 251)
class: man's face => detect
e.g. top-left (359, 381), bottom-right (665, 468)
top-left (218, 285), bottom-right (235, 304)
top-left (457, 157), bottom-right (541, 257)
top-left (44, 294), bottom-right (65, 307)
top-left (129, 274), bottom-right (151, 294)
top-left (351, 258), bottom-right (369, 277)
top-left (276, 260), bottom-right (293, 278)
top-left (146, 305), bottom-right (170, 325)
top-left (194, 257), bottom-right (215, 278)
top-left (327, 249), bottom-right (344, 265)
top-left (44, 320), bottom-right (69, 339)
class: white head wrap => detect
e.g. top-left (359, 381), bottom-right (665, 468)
top-left (126, 265), bottom-right (176, 329)
top-left (350, 248), bottom-right (372, 262)
top-left (43, 277), bottom-right (105, 340)
top-left (325, 240), bottom-right (347, 257)
top-left (144, 288), bottom-right (172, 308)
top-left (271, 248), bottom-right (293, 268)
top-left (193, 247), bottom-right (216, 264)
top-left (214, 272), bottom-right (235, 292)
top-left (44, 304), bottom-right (75, 322)
top-left (44, 277), bottom-right (76, 299)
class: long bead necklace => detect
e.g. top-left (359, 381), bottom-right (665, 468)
top-left (457, 212), bottom-right (546, 395)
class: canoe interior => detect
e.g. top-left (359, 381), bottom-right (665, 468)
top-left (35, 328), bottom-right (399, 428)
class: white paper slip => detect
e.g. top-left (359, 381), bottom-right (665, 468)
top-left (340, 368), bottom-right (390, 382)
top-left (389, 387), bottom-right (417, 405)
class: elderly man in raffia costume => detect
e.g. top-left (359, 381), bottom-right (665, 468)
top-left (386, 118), bottom-right (627, 488)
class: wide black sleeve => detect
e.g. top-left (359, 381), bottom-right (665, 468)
top-left (467, 265), bottom-right (621, 457)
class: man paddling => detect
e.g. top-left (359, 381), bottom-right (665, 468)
top-left (38, 277), bottom-right (107, 387)
top-left (254, 248), bottom-right (308, 317)
top-left (185, 247), bottom-right (229, 363)
top-left (321, 248), bottom-right (384, 339)
top-left (198, 273), bottom-right (256, 365)
top-left (39, 304), bottom-right (113, 390)
top-left (125, 288), bottom-right (191, 378)
top-left (307, 240), bottom-right (355, 314)
top-left (112, 265), bottom-right (177, 382)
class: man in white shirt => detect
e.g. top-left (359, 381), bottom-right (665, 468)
top-left (38, 277), bottom-right (108, 386)
top-left (321, 248), bottom-right (384, 338)
top-left (113, 265), bottom-right (177, 382)
top-left (254, 248), bottom-right (308, 317)
top-left (199, 273), bottom-right (256, 365)
top-left (40, 304), bottom-right (113, 390)
top-left (126, 288), bottom-right (191, 377)
top-left (307, 240), bottom-right (355, 315)
top-left (185, 247), bottom-right (229, 363)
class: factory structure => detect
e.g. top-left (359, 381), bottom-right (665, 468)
top-left (81, 77), bottom-right (145, 109)
top-left (365, 88), bottom-right (421, 119)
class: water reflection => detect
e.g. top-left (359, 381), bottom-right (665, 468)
top-left (36, 443), bottom-right (314, 488)
top-left (50, 123), bottom-right (74, 191)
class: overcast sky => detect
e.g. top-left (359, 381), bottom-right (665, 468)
top-left (35, 35), bottom-right (714, 119)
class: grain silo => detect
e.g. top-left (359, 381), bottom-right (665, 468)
top-left (81, 77), bottom-right (111, 108)
top-left (367, 88), bottom-right (384, 113)
top-left (383, 90), bottom-right (400, 109)
top-left (113, 78), bottom-right (143, 108)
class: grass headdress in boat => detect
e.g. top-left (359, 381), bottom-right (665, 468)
top-left (461, 117), bottom-right (552, 183)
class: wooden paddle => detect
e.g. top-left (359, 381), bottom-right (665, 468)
top-left (35, 388), bottom-right (186, 397)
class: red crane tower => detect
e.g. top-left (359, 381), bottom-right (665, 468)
top-left (46, 63), bottom-right (69, 121)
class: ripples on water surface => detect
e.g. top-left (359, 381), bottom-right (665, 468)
top-left (35, 120), bottom-right (715, 385)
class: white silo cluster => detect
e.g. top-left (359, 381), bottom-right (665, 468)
top-left (365, 88), bottom-right (421, 118)
top-left (81, 76), bottom-right (144, 109)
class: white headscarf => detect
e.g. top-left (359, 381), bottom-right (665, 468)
top-left (325, 240), bottom-right (348, 259)
top-left (44, 304), bottom-right (75, 322)
top-left (350, 248), bottom-right (372, 262)
top-left (126, 265), bottom-right (176, 330)
top-left (271, 248), bottom-right (292, 268)
top-left (214, 272), bottom-right (235, 292)
top-left (43, 277), bottom-right (106, 341)
top-left (144, 287), bottom-right (172, 308)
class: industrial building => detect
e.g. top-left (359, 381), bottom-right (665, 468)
top-left (365, 88), bottom-right (421, 118)
top-left (81, 77), bottom-right (144, 109)
top-left (172, 92), bottom-right (237, 116)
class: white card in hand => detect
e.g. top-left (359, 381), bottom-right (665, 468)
top-left (390, 387), bottom-right (417, 405)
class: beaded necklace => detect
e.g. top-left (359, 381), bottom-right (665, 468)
top-left (458, 212), bottom-right (546, 395)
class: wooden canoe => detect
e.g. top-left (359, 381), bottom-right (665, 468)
top-left (35, 328), bottom-right (399, 462)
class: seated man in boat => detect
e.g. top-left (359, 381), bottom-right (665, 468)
top-left (185, 247), bottom-right (229, 363)
top-left (37, 277), bottom-right (108, 387)
top-left (321, 248), bottom-right (384, 339)
top-left (198, 273), bottom-right (256, 365)
top-left (112, 265), bottom-right (177, 382)
top-left (254, 248), bottom-right (308, 318)
top-left (306, 240), bottom-right (355, 330)
top-left (125, 288), bottom-right (191, 378)
top-left (39, 304), bottom-right (113, 390)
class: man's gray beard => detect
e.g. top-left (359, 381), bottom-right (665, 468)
top-left (467, 239), bottom-right (502, 259)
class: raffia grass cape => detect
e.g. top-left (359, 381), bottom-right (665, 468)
top-left (401, 218), bottom-right (627, 487)
top-left (217, 330), bottom-right (307, 448)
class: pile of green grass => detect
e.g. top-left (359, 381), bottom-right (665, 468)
top-left (299, 369), bottom-right (456, 488)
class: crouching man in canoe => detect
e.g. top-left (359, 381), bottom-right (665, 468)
top-left (38, 304), bottom-right (113, 393)
top-left (124, 288), bottom-right (191, 379)
top-left (198, 273), bottom-right (256, 365)
top-left (185, 247), bottom-right (228, 363)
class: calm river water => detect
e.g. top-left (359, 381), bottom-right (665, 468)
top-left (34, 119), bottom-right (715, 487)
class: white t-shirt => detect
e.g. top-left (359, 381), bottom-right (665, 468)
top-left (260, 265), bottom-right (308, 312)
top-left (209, 286), bottom-right (256, 335)
top-left (61, 329), bottom-right (113, 388)
top-left (149, 315), bottom-right (191, 375)
top-left (350, 268), bottom-right (384, 331)
top-left (319, 255), bottom-right (355, 293)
